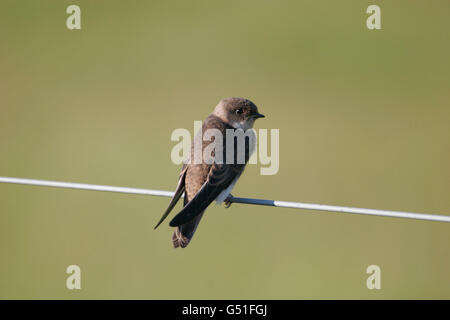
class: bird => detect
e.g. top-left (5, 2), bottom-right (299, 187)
top-left (154, 97), bottom-right (265, 248)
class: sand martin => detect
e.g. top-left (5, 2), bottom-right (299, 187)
top-left (154, 97), bottom-right (265, 248)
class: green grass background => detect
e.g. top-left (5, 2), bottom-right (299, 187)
top-left (0, 0), bottom-right (449, 299)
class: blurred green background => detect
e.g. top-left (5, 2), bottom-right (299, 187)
top-left (0, 0), bottom-right (449, 299)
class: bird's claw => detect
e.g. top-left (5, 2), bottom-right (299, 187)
top-left (224, 194), bottom-right (234, 208)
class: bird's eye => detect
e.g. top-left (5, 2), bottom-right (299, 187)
top-left (235, 108), bottom-right (243, 114)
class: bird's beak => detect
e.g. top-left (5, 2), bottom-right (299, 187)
top-left (252, 113), bottom-right (265, 119)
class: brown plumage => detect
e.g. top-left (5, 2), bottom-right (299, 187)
top-left (154, 97), bottom-right (265, 248)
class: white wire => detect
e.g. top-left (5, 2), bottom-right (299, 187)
top-left (0, 176), bottom-right (449, 223)
top-left (0, 176), bottom-right (175, 197)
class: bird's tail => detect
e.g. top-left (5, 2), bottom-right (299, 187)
top-left (172, 212), bottom-right (204, 248)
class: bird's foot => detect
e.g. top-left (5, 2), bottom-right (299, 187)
top-left (224, 194), bottom-right (234, 208)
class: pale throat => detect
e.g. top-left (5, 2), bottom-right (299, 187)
top-left (231, 118), bottom-right (255, 131)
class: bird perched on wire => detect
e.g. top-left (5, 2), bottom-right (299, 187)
top-left (154, 97), bottom-right (265, 248)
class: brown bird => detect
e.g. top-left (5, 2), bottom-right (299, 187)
top-left (154, 97), bottom-right (265, 248)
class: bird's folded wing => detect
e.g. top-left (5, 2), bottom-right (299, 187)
top-left (169, 163), bottom-right (242, 227)
top-left (154, 164), bottom-right (188, 229)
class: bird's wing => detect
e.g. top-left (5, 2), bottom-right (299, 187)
top-left (169, 163), bottom-right (243, 227)
top-left (154, 164), bottom-right (188, 229)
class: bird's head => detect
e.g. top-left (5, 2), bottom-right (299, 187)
top-left (213, 97), bottom-right (265, 130)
